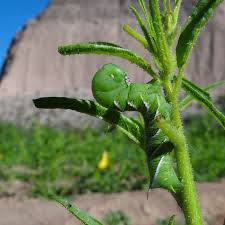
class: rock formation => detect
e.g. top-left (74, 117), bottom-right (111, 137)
top-left (0, 0), bottom-right (224, 127)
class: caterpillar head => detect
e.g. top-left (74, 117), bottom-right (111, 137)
top-left (92, 64), bottom-right (130, 109)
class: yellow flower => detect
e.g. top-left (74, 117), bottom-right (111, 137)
top-left (0, 154), bottom-right (3, 161)
top-left (98, 151), bottom-right (109, 170)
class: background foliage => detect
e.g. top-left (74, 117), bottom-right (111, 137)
top-left (0, 109), bottom-right (224, 197)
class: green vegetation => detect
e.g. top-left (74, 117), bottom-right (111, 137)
top-left (0, 121), bottom-right (147, 197)
top-left (103, 210), bottom-right (131, 225)
top-left (155, 217), bottom-right (184, 225)
top-left (0, 112), bottom-right (224, 197)
top-left (185, 113), bottom-right (225, 182)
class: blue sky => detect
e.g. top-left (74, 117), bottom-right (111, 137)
top-left (0, 0), bottom-right (49, 72)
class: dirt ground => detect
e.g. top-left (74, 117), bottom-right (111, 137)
top-left (0, 179), bottom-right (224, 225)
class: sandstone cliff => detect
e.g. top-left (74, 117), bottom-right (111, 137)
top-left (0, 0), bottom-right (224, 127)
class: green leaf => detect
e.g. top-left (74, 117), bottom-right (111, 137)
top-left (180, 79), bottom-right (225, 109)
top-left (162, 0), bottom-right (181, 46)
top-left (168, 215), bottom-right (176, 225)
top-left (173, 0), bottom-right (182, 29)
top-left (130, 6), bottom-right (157, 56)
top-left (123, 23), bottom-right (162, 70)
top-left (176, 0), bottom-right (222, 68)
top-left (54, 196), bottom-right (103, 225)
top-left (148, 154), bottom-right (182, 193)
top-left (149, 0), bottom-right (167, 49)
top-left (123, 24), bottom-right (148, 49)
top-left (58, 42), bottom-right (158, 79)
top-left (181, 78), bottom-right (225, 129)
top-left (87, 42), bottom-right (123, 48)
top-left (149, 0), bottom-right (172, 73)
top-left (182, 78), bottom-right (211, 101)
top-left (138, 0), bottom-right (155, 37)
top-left (33, 97), bottom-right (144, 148)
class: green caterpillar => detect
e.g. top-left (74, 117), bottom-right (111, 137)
top-left (92, 64), bottom-right (182, 194)
top-left (92, 64), bottom-right (170, 114)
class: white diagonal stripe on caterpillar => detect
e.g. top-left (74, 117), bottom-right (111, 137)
top-left (140, 94), bottom-right (150, 110)
top-left (127, 101), bottom-right (137, 110)
top-left (113, 100), bottom-right (123, 111)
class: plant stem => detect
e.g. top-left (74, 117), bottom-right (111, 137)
top-left (165, 88), bottom-right (204, 224)
top-left (157, 104), bottom-right (204, 225)
top-left (174, 133), bottom-right (204, 225)
top-left (158, 59), bottom-right (204, 224)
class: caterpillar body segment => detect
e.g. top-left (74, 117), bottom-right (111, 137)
top-left (92, 63), bottom-right (129, 110)
top-left (149, 154), bottom-right (182, 193)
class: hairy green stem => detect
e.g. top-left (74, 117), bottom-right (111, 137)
top-left (174, 131), bottom-right (204, 225)
top-left (173, 68), bottom-right (184, 97)
top-left (157, 114), bottom-right (204, 225)
top-left (161, 78), bottom-right (204, 224)
top-left (158, 50), bottom-right (204, 224)
top-left (170, 68), bottom-right (185, 127)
